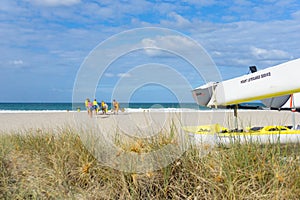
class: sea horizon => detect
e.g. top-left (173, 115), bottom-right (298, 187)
top-left (0, 102), bottom-right (201, 111)
top-left (0, 102), bottom-right (265, 112)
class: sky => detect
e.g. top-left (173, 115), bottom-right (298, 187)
top-left (1, 0), bottom-right (300, 102)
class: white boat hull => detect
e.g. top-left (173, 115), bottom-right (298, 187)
top-left (261, 95), bottom-right (290, 109)
top-left (192, 59), bottom-right (300, 107)
top-left (192, 82), bottom-right (217, 106)
top-left (211, 58), bottom-right (300, 106)
top-left (189, 133), bottom-right (300, 146)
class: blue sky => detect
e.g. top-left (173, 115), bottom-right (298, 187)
top-left (1, 0), bottom-right (300, 102)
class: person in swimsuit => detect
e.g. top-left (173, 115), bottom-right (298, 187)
top-left (85, 98), bottom-right (93, 117)
top-left (85, 98), bottom-right (90, 115)
top-left (93, 99), bottom-right (99, 115)
top-left (101, 101), bottom-right (107, 115)
top-left (112, 99), bottom-right (119, 114)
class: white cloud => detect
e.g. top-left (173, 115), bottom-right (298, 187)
top-left (117, 73), bottom-right (131, 78)
top-left (188, 18), bottom-right (300, 71)
top-left (183, 0), bottom-right (217, 6)
top-left (2, 59), bottom-right (26, 70)
top-left (211, 51), bottom-right (222, 56)
top-left (168, 12), bottom-right (192, 28)
top-left (160, 12), bottom-right (193, 29)
top-left (292, 10), bottom-right (300, 19)
top-left (141, 35), bottom-right (197, 57)
top-left (9, 60), bottom-right (24, 65)
top-left (28, 0), bottom-right (81, 6)
top-left (104, 73), bottom-right (114, 77)
top-left (250, 46), bottom-right (291, 60)
top-left (141, 38), bottom-right (160, 56)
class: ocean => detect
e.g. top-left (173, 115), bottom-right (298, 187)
top-left (0, 102), bottom-right (265, 112)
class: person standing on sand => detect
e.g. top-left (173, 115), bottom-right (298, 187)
top-left (87, 99), bottom-right (93, 117)
top-left (93, 99), bottom-right (99, 115)
top-left (85, 98), bottom-right (90, 115)
top-left (101, 101), bottom-right (107, 115)
top-left (85, 98), bottom-right (93, 117)
top-left (113, 99), bottom-right (119, 114)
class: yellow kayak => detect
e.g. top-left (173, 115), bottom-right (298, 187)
top-left (183, 124), bottom-right (300, 137)
top-left (183, 124), bottom-right (300, 145)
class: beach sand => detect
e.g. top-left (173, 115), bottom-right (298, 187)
top-left (0, 110), bottom-right (300, 134)
top-left (1, 109), bottom-right (299, 172)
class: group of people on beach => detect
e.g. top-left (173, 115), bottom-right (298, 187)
top-left (85, 98), bottom-right (119, 117)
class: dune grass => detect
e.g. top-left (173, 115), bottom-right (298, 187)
top-left (0, 127), bottom-right (300, 199)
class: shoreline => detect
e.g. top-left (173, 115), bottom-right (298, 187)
top-left (0, 107), bottom-right (274, 114)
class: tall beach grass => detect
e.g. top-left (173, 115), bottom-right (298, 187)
top-left (0, 125), bottom-right (300, 199)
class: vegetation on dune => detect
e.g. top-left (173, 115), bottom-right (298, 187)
top-left (0, 127), bottom-right (300, 199)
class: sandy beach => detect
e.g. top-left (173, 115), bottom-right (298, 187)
top-left (1, 110), bottom-right (300, 134)
top-left (1, 110), bottom-right (300, 199)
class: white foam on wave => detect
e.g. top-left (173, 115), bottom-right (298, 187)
top-left (0, 108), bottom-right (225, 114)
top-left (0, 108), bottom-right (198, 114)
top-left (122, 108), bottom-right (209, 113)
top-left (0, 108), bottom-right (261, 114)
top-left (124, 108), bottom-right (268, 113)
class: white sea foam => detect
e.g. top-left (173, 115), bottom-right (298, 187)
top-left (0, 108), bottom-right (262, 114)
top-left (0, 108), bottom-right (198, 114)
top-left (121, 108), bottom-right (215, 113)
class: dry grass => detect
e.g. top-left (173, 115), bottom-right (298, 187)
top-left (1, 126), bottom-right (300, 199)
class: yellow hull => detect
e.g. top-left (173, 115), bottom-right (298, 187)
top-left (183, 124), bottom-right (300, 137)
top-left (183, 124), bottom-right (300, 145)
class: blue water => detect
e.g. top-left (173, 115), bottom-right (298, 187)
top-left (0, 103), bottom-right (73, 111)
top-left (0, 102), bottom-right (265, 111)
top-left (0, 102), bottom-right (205, 111)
